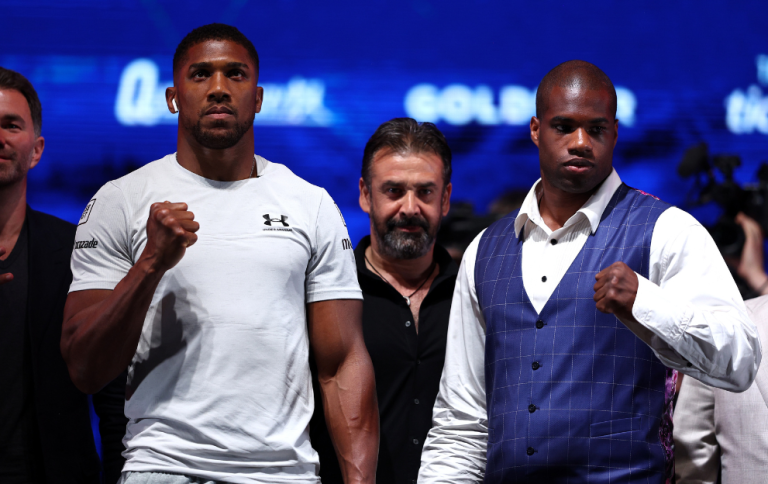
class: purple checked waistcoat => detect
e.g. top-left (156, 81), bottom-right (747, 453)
top-left (475, 184), bottom-right (677, 484)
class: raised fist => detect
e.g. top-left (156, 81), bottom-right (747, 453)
top-left (141, 202), bottom-right (199, 272)
top-left (0, 247), bottom-right (12, 286)
top-left (593, 261), bottom-right (639, 321)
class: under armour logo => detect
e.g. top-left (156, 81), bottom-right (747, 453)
top-left (263, 214), bottom-right (289, 226)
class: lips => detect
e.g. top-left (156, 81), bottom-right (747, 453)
top-left (204, 105), bottom-right (234, 119)
top-left (562, 158), bottom-right (594, 173)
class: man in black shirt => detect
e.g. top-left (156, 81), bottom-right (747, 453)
top-left (311, 118), bottom-right (458, 484)
top-left (0, 66), bottom-right (127, 483)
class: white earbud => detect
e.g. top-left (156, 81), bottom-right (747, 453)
top-left (172, 98), bottom-right (178, 112)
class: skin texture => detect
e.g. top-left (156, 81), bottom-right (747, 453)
top-left (358, 149), bottom-right (451, 329)
top-left (61, 39), bottom-right (377, 483)
top-left (0, 88), bottom-right (45, 285)
top-left (530, 64), bottom-right (647, 338)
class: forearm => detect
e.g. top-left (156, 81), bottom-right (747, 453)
top-left (631, 275), bottom-right (760, 391)
top-left (62, 257), bottom-right (165, 393)
top-left (320, 344), bottom-right (378, 484)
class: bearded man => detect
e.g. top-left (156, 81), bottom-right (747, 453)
top-left (311, 117), bottom-right (458, 484)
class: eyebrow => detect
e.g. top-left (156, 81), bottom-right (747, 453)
top-left (550, 116), bottom-right (610, 124)
top-left (188, 61), bottom-right (250, 71)
top-left (1, 113), bottom-right (25, 124)
top-left (380, 180), bottom-right (438, 189)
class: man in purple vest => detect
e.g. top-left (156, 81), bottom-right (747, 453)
top-left (418, 60), bottom-right (762, 484)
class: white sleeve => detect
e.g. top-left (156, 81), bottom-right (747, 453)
top-left (631, 207), bottom-right (762, 391)
top-left (305, 190), bottom-right (363, 303)
top-left (419, 232), bottom-right (487, 484)
top-left (69, 182), bottom-right (134, 292)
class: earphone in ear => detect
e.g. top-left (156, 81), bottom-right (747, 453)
top-left (172, 98), bottom-right (178, 112)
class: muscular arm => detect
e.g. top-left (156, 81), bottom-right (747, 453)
top-left (61, 202), bottom-right (198, 394)
top-left (308, 299), bottom-right (378, 484)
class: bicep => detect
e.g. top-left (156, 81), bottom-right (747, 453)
top-left (61, 289), bottom-right (113, 355)
top-left (307, 299), bottom-right (364, 379)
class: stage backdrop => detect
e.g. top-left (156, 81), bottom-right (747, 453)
top-left (4, 1), bottom-right (768, 244)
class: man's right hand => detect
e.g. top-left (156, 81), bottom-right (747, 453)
top-left (0, 247), bottom-right (12, 285)
top-left (141, 202), bottom-right (199, 272)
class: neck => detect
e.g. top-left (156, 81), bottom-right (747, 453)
top-left (366, 236), bottom-right (436, 287)
top-left (0, 180), bottom-right (28, 255)
top-left (538, 179), bottom-right (598, 231)
top-left (176, 127), bottom-right (256, 181)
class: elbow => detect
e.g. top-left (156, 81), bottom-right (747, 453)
top-left (67, 365), bottom-right (105, 395)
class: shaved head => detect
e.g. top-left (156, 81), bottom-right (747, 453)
top-left (535, 60), bottom-right (616, 119)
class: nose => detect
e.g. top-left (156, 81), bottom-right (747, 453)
top-left (207, 71), bottom-right (231, 103)
top-left (568, 127), bottom-right (593, 155)
top-left (400, 190), bottom-right (421, 218)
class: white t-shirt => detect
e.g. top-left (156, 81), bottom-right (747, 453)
top-left (70, 154), bottom-right (362, 484)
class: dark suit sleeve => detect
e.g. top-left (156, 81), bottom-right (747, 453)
top-left (92, 370), bottom-right (128, 484)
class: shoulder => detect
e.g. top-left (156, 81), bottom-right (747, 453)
top-left (261, 159), bottom-right (326, 199)
top-left (108, 155), bottom-right (173, 193)
top-left (653, 206), bottom-right (706, 241)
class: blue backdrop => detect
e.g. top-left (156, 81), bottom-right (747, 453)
top-left (4, 1), bottom-right (768, 243)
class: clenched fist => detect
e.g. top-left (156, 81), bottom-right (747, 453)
top-left (593, 261), bottom-right (638, 321)
top-left (140, 202), bottom-right (199, 272)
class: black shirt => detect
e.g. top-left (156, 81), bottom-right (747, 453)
top-left (310, 236), bottom-right (458, 484)
top-left (0, 222), bottom-right (45, 483)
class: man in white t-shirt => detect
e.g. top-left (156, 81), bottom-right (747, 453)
top-left (60, 23), bottom-right (378, 484)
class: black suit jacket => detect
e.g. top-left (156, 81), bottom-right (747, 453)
top-left (26, 207), bottom-right (128, 484)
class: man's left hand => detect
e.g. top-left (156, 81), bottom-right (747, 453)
top-left (594, 261), bottom-right (638, 320)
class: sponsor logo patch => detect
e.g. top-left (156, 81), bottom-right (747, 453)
top-left (341, 238), bottom-right (353, 250)
top-left (74, 238), bottom-right (99, 249)
top-left (79, 199), bottom-right (96, 225)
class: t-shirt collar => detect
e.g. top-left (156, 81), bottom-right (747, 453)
top-left (513, 168), bottom-right (623, 237)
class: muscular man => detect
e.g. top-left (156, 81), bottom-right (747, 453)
top-left (419, 60), bottom-right (761, 483)
top-left (311, 118), bottom-right (458, 483)
top-left (0, 67), bottom-right (127, 483)
top-left (60, 24), bottom-right (377, 484)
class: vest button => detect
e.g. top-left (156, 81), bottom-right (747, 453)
top-left (551, 239), bottom-right (558, 245)
top-left (535, 320), bottom-right (544, 329)
top-left (532, 361), bottom-right (540, 370)
top-left (526, 447), bottom-right (535, 456)
top-left (405, 321), bottom-right (411, 327)
top-left (528, 404), bottom-right (537, 413)
top-left (541, 275), bottom-right (547, 282)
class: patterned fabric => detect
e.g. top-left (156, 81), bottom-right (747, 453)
top-left (475, 184), bottom-right (674, 483)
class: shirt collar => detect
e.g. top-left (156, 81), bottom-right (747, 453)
top-left (513, 168), bottom-right (623, 237)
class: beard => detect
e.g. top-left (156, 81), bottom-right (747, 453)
top-left (184, 109), bottom-right (254, 150)
top-left (372, 208), bottom-right (439, 260)
top-left (0, 148), bottom-right (27, 188)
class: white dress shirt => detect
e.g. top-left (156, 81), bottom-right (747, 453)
top-left (418, 169), bottom-right (762, 483)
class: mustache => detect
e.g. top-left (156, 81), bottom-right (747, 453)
top-left (386, 215), bottom-right (430, 232)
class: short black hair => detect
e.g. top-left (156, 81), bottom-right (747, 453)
top-left (0, 66), bottom-right (42, 136)
top-left (173, 23), bottom-right (259, 76)
top-left (535, 60), bottom-right (616, 119)
top-left (362, 117), bottom-right (452, 189)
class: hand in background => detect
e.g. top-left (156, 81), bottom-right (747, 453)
top-left (735, 212), bottom-right (768, 295)
top-left (0, 247), bottom-right (12, 285)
